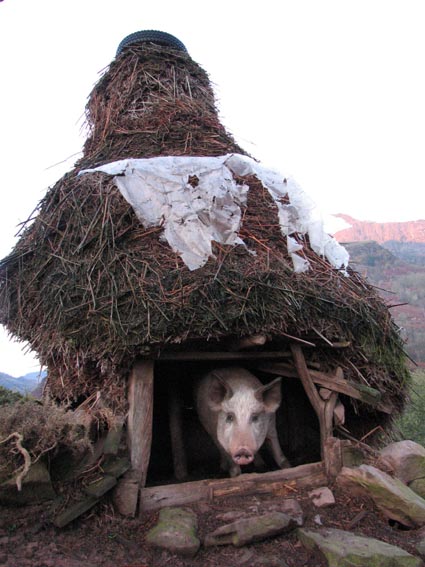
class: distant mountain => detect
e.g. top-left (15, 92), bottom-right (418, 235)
top-left (333, 214), bottom-right (425, 244)
top-left (0, 371), bottom-right (44, 394)
top-left (382, 241), bottom-right (425, 267)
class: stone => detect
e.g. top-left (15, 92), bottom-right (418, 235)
top-left (341, 440), bottom-right (367, 468)
top-left (216, 510), bottom-right (246, 522)
top-left (298, 527), bottom-right (423, 567)
top-left (416, 538), bottom-right (425, 557)
top-left (145, 507), bottom-right (200, 557)
top-left (269, 498), bottom-right (304, 526)
top-left (308, 486), bottom-right (336, 508)
top-left (337, 465), bottom-right (425, 528)
top-left (411, 478), bottom-right (425, 500)
top-left (204, 511), bottom-right (298, 547)
top-left (0, 461), bottom-right (56, 506)
top-left (379, 441), bottom-right (425, 483)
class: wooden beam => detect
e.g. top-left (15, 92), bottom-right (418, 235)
top-left (127, 360), bottom-right (154, 488)
top-left (139, 461), bottom-right (326, 512)
top-left (257, 362), bottom-right (391, 413)
top-left (290, 344), bottom-right (323, 414)
top-left (290, 343), bottom-right (340, 478)
top-left (152, 350), bottom-right (292, 361)
top-left (228, 334), bottom-right (267, 351)
top-left (324, 436), bottom-right (343, 478)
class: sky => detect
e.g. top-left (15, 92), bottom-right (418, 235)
top-left (0, 0), bottom-right (424, 376)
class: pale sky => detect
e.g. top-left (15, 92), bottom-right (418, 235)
top-left (0, 0), bottom-right (424, 376)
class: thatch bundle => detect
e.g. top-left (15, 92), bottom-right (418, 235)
top-left (0, 40), bottom-right (409, 420)
top-left (78, 42), bottom-right (246, 168)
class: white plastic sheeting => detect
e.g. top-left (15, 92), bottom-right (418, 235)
top-left (79, 154), bottom-right (349, 272)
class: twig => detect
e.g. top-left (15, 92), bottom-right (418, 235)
top-left (312, 327), bottom-right (334, 346)
top-left (360, 425), bottom-right (386, 443)
top-left (0, 432), bottom-right (32, 491)
top-left (335, 426), bottom-right (379, 457)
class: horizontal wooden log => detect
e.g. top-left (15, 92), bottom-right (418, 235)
top-left (257, 362), bottom-right (392, 413)
top-left (139, 461), bottom-right (326, 513)
top-left (152, 350), bottom-right (292, 361)
top-left (228, 334), bottom-right (267, 351)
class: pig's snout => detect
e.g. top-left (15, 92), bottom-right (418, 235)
top-left (232, 448), bottom-right (254, 466)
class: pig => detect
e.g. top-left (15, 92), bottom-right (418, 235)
top-left (195, 366), bottom-right (290, 477)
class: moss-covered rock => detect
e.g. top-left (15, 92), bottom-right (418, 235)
top-left (204, 512), bottom-right (298, 547)
top-left (298, 527), bottom-right (423, 567)
top-left (338, 465), bottom-right (425, 528)
top-left (379, 440), bottom-right (425, 484)
top-left (146, 507), bottom-right (200, 557)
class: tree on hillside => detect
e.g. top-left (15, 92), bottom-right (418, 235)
top-left (397, 370), bottom-right (425, 445)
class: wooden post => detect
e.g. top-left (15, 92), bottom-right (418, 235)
top-left (168, 381), bottom-right (188, 481)
top-left (127, 359), bottom-right (154, 488)
top-left (290, 343), bottom-right (341, 479)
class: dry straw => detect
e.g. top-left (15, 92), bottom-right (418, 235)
top-left (0, 43), bottom-right (410, 418)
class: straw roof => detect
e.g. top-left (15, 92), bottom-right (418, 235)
top-left (0, 42), bottom-right (409, 416)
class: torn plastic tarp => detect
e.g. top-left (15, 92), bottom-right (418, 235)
top-left (79, 154), bottom-right (349, 273)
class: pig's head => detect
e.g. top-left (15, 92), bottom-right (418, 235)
top-left (207, 372), bottom-right (282, 467)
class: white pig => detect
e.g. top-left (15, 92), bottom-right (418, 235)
top-left (195, 367), bottom-right (290, 477)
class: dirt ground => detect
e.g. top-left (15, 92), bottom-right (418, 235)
top-left (0, 483), bottom-right (423, 567)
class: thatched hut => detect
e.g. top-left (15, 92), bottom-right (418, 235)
top-left (0, 31), bottom-right (409, 512)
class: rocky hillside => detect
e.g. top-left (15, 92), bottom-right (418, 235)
top-left (334, 214), bottom-right (425, 244)
top-left (383, 241), bottom-right (425, 267)
top-left (333, 224), bottom-right (425, 365)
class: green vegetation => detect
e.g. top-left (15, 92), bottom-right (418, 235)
top-left (0, 397), bottom-right (94, 483)
top-left (0, 385), bottom-right (24, 406)
top-left (396, 370), bottom-right (425, 445)
top-left (390, 273), bottom-right (425, 306)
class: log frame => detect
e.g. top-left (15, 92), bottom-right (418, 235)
top-left (127, 359), bottom-right (154, 488)
top-left (125, 346), bottom-right (358, 512)
top-left (139, 461), bottom-right (326, 512)
top-left (290, 343), bottom-right (341, 478)
top-left (256, 361), bottom-right (391, 413)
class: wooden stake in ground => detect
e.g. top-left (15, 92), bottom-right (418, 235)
top-left (127, 360), bottom-right (154, 488)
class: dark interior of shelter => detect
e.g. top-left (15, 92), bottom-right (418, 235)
top-left (146, 359), bottom-right (322, 487)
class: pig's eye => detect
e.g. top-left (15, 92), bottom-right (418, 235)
top-left (225, 413), bottom-right (234, 423)
top-left (251, 414), bottom-right (260, 423)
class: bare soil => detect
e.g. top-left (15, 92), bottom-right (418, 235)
top-left (0, 484), bottom-right (423, 567)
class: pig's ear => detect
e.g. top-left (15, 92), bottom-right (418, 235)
top-left (208, 373), bottom-right (233, 410)
top-left (256, 377), bottom-right (282, 412)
